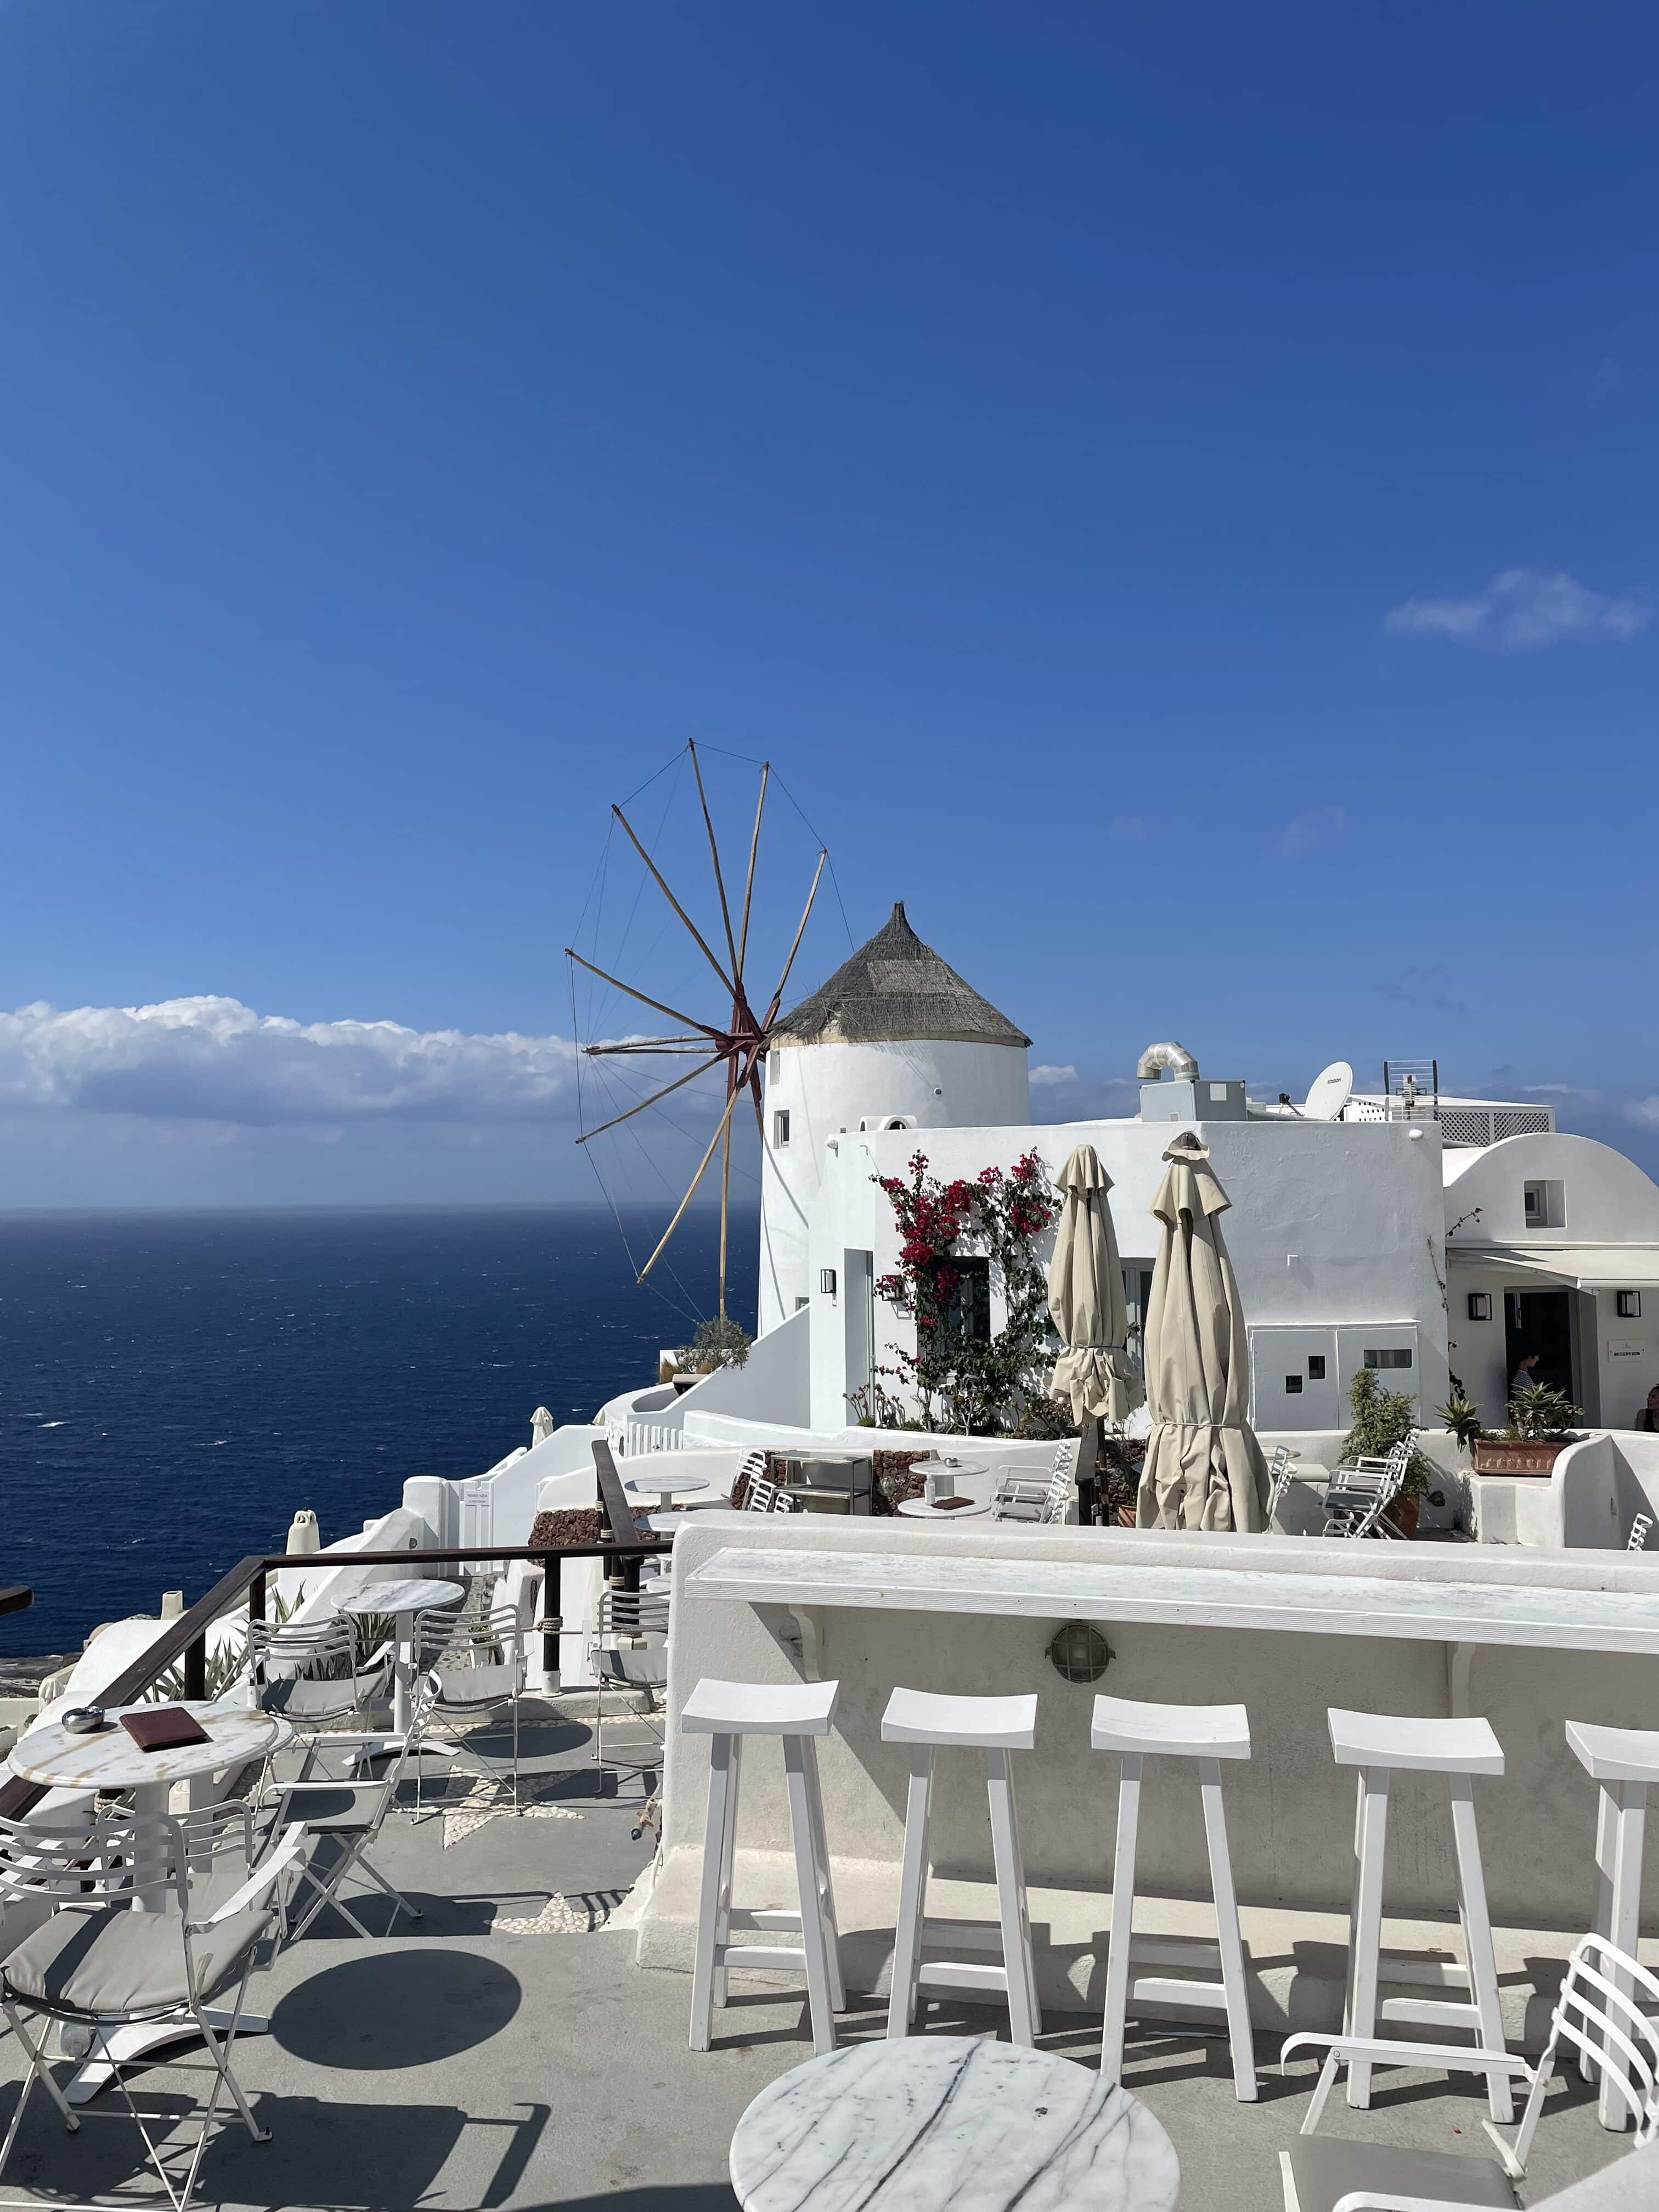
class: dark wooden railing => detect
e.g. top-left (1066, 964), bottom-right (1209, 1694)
top-left (0, 1587), bottom-right (32, 1620)
top-left (0, 1451), bottom-right (666, 1826)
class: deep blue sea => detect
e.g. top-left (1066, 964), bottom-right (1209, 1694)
top-left (0, 1207), bottom-right (757, 1656)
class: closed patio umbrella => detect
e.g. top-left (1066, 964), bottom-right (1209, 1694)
top-left (1136, 1132), bottom-right (1270, 1532)
top-left (1048, 1143), bottom-right (1143, 1426)
top-left (531, 1407), bottom-right (556, 1447)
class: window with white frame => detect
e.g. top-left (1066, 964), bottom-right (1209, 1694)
top-left (1523, 1179), bottom-right (1565, 1229)
top-left (773, 1109), bottom-right (791, 1148)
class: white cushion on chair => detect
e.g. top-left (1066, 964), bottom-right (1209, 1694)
top-left (1282, 2137), bottom-right (1515, 2212)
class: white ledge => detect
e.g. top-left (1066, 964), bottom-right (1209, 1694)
top-left (684, 1545), bottom-right (1659, 1653)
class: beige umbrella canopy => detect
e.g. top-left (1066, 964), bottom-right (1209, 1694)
top-left (1136, 1132), bottom-right (1270, 1532)
top-left (1048, 1143), bottom-right (1144, 1426)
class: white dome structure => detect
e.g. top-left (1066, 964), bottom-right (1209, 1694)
top-left (758, 903), bottom-right (1030, 1331)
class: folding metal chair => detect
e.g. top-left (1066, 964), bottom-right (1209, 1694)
top-left (413, 1604), bottom-right (527, 1813)
top-left (247, 1613), bottom-right (392, 1774)
top-left (1321, 1438), bottom-right (1412, 1539)
top-left (995, 1438), bottom-right (1079, 1524)
top-left (261, 1673), bottom-right (438, 1940)
top-left (590, 1588), bottom-right (670, 1776)
top-left (0, 1802), bottom-right (304, 2212)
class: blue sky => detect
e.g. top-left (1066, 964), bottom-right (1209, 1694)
top-left (2, 2), bottom-right (1655, 1211)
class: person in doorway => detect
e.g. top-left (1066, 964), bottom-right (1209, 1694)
top-left (1510, 1352), bottom-right (1542, 1400)
top-left (1634, 1385), bottom-right (1659, 1434)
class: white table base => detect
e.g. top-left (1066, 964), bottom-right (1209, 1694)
top-left (65, 2010), bottom-right (269, 2106)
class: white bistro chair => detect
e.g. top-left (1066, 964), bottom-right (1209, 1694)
top-left (414, 1604), bottom-right (528, 1812)
top-left (261, 1673), bottom-right (439, 1940)
top-left (0, 1802), bottom-right (306, 2212)
top-left (1278, 1932), bottom-right (1659, 2212)
top-left (683, 1677), bottom-right (845, 2056)
top-left (590, 1587), bottom-right (671, 1776)
top-left (1329, 1707), bottom-right (1512, 2120)
top-left (883, 1688), bottom-right (1042, 2046)
top-left (1321, 1440), bottom-right (1411, 1539)
top-left (1565, 1719), bottom-right (1659, 2128)
top-left (994, 1438), bottom-right (1078, 1525)
top-left (1092, 1693), bottom-right (1257, 2099)
top-left (246, 1615), bottom-right (392, 1765)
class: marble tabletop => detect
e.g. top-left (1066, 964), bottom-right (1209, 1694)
top-left (729, 2037), bottom-right (1178, 2212)
top-left (12, 1700), bottom-right (292, 1792)
top-left (689, 1544), bottom-right (1659, 1654)
top-left (626, 1475), bottom-right (711, 1499)
top-left (897, 1496), bottom-right (991, 1519)
top-left (339, 1578), bottom-right (463, 1616)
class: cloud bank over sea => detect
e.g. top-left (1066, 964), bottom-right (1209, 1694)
top-left (0, 997), bottom-right (582, 1125)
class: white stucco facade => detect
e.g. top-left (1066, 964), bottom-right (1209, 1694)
top-left (758, 1038), bottom-right (1029, 1334)
top-left (1442, 1133), bottom-right (1659, 1429)
top-left (795, 1110), bottom-right (1452, 1435)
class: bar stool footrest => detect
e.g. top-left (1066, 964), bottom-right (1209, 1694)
top-left (719, 1943), bottom-right (809, 1973)
top-left (1129, 1974), bottom-right (1230, 2011)
top-left (917, 1961), bottom-right (1013, 1995)
top-left (1379, 1996), bottom-right (1484, 2031)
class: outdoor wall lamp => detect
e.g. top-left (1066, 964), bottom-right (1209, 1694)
top-left (1618, 1290), bottom-right (1642, 1318)
top-left (1466, 1293), bottom-right (1492, 1321)
top-left (1047, 1620), bottom-right (1112, 1684)
top-left (819, 1268), bottom-right (837, 1295)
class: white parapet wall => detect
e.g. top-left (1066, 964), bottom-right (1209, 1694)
top-left (635, 1511), bottom-right (1659, 2038)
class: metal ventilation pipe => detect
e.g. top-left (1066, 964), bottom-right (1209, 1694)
top-left (1136, 1041), bottom-right (1199, 1082)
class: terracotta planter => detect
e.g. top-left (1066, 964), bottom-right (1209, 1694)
top-left (1471, 1438), bottom-right (1571, 1477)
top-left (1384, 1494), bottom-right (1421, 1538)
top-left (1114, 1503), bottom-right (1137, 1528)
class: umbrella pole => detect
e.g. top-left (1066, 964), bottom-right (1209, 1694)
top-left (1077, 1414), bottom-right (1102, 1527)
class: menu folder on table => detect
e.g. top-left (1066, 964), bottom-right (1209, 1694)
top-left (120, 1707), bottom-right (212, 1753)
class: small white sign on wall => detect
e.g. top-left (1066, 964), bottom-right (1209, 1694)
top-left (1609, 1339), bottom-right (1644, 1358)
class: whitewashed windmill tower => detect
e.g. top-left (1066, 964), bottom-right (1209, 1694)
top-left (758, 902), bottom-right (1031, 1332)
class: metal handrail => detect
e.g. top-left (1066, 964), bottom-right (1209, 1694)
top-left (0, 1587), bottom-right (32, 1620)
top-left (0, 1510), bottom-right (667, 1824)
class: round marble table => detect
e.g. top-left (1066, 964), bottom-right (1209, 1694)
top-left (625, 1473), bottom-right (712, 1513)
top-left (340, 1578), bottom-right (464, 1745)
top-left (896, 1494), bottom-right (991, 1519)
top-left (10, 1699), bottom-right (294, 2103)
top-left (730, 2038), bottom-right (1178, 2212)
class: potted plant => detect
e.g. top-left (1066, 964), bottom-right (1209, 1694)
top-left (1342, 1368), bottom-right (1436, 1536)
top-left (1471, 1383), bottom-right (1584, 1477)
top-left (687, 1315), bottom-right (753, 1375)
top-left (1435, 1391), bottom-right (1486, 1455)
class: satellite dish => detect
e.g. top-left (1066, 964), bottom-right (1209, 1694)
top-left (1303, 1060), bottom-right (1354, 1122)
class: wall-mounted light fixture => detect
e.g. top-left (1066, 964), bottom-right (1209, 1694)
top-left (1047, 1621), bottom-right (1111, 1684)
top-left (819, 1268), bottom-right (837, 1296)
top-left (1618, 1289), bottom-right (1643, 1319)
top-left (1467, 1292), bottom-right (1492, 1321)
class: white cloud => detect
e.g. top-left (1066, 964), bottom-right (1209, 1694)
top-left (1279, 804), bottom-right (1345, 857)
top-left (1386, 568), bottom-right (1647, 649)
top-left (1029, 1064), bottom-right (1080, 1087)
top-left (1624, 1097), bottom-right (1659, 1128)
top-left (0, 997), bottom-right (584, 1125)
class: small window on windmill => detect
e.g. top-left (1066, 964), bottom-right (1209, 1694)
top-left (936, 1256), bottom-right (991, 1341)
top-left (773, 1110), bottom-right (791, 1148)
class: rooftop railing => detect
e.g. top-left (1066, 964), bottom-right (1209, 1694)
top-left (0, 1447), bottom-right (665, 1826)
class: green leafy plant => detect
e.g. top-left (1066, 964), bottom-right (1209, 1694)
top-left (872, 1149), bottom-right (1061, 1435)
top-left (690, 1315), bottom-right (752, 1372)
top-left (1502, 1382), bottom-right (1583, 1443)
top-left (1342, 1367), bottom-right (1436, 1499)
top-left (844, 1378), bottom-right (917, 1429)
top-left (1435, 1392), bottom-right (1487, 1452)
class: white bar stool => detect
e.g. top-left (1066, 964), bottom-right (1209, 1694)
top-left (1091, 1694), bottom-right (1257, 2100)
top-left (1566, 1720), bottom-right (1659, 2130)
top-left (882, 1687), bottom-right (1042, 2046)
top-left (1328, 1707), bottom-right (1510, 2119)
top-left (682, 1677), bottom-right (845, 2057)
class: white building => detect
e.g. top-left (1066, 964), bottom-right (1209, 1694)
top-left (757, 906), bottom-right (1659, 1442)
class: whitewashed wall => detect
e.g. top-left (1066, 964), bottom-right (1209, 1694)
top-left (759, 1039), bottom-right (1029, 1333)
top-left (802, 1114), bottom-right (1451, 1435)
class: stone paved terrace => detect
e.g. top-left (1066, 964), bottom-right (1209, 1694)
top-left (0, 1692), bottom-right (1650, 2212)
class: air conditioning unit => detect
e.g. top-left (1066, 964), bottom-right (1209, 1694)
top-left (859, 1114), bottom-right (917, 1133)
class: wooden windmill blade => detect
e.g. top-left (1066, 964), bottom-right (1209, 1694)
top-left (568, 744), bottom-right (828, 1322)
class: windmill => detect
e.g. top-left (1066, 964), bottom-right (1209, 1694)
top-left (566, 743), bottom-right (826, 1319)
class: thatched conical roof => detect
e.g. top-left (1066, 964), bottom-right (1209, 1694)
top-left (773, 904), bottom-right (1029, 1049)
